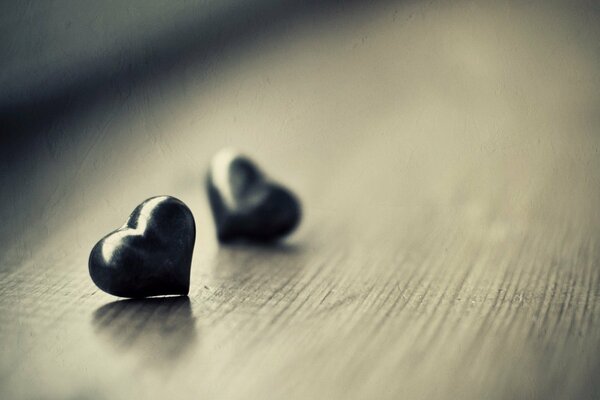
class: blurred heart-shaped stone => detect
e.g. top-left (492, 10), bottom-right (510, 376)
top-left (89, 196), bottom-right (196, 298)
top-left (206, 148), bottom-right (301, 242)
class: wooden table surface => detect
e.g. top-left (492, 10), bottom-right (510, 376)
top-left (1, 1), bottom-right (599, 399)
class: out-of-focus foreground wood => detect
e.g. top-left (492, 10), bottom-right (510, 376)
top-left (1, 1), bottom-right (599, 399)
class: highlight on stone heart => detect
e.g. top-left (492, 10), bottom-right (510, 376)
top-left (206, 148), bottom-right (302, 243)
top-left (88, 196), bottom-right (196, 298)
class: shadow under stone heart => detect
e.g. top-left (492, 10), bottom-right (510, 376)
top-left (92, 297), bottom-right (197, 366)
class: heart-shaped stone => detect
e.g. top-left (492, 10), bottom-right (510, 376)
top-left (206, 148), bottom-right (301, 242)
top-left (89, 196), bottom-right (195, 298)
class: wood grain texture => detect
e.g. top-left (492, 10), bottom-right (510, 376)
top-left (1, 1), bottom-right (599, 399)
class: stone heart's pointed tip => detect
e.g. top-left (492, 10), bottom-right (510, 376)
top-left (173, 280), bottom-right (191, 297)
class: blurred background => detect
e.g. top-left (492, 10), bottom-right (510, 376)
top-left (1, 1), bottom-right (599, 399)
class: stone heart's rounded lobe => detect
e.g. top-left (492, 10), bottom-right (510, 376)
top-left (206, 148), bottom-right (301, 242)
top-left (89, 196), bottom-right (196, 298)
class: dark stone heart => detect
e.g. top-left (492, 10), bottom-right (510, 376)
top-left (206, 148), bottom-right (301, 242)
top-left (89, 196), bottom-right (196, 298)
